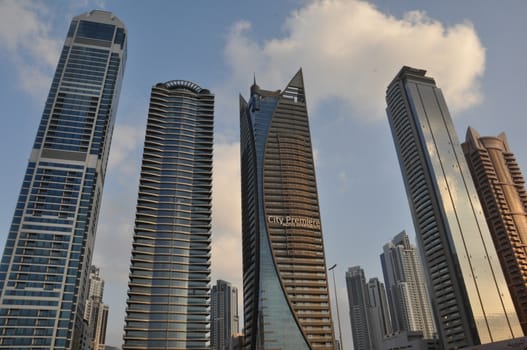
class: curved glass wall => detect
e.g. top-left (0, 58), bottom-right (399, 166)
top-left (123, 81), bottom-right (213, 350)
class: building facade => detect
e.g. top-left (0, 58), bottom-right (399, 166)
top-left (380, 231), bottom-right (436, 339)
top-left (0, 10), bottom-right (126, 349)
top-left (211, 280), bottom-right (240, 350)
top-left (463, 128), bottom-right (527, 334)
top-left (367, 277), bottom-right (393, 349)
top-left (85, 266), bottom-right (109, 350)
top-left (346, 267), bottom-right (373, 350)
top-left (239, 70), bottom-right (335, 349)
top-left (123, 80), bottom-right (213, 349)
top-left (346, 266), bottom-right (392, 350)
top-left (386, 66), bottom-right (522, 349)
top-left (382, 331), bottom-right (439, 350)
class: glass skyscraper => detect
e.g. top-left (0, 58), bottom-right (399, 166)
top-left (0, 10), bottom-right (126, 349)
top-left (386, 66), bottom-right (522, 349)
top-left (239, 70), bottom-right (335, 350)
top-left (123, 80), bottom-right (213, 349)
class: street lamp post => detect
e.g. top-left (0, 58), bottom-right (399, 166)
top-left (329, 264), bottom-right (343, 350)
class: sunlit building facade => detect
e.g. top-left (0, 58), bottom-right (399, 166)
top-left (211, 280), bottom-right (239, 350)
top-left (463, 127), bottom-right (527, 334)
top-left (85, 266), bottom-right (109, 350)
top-left (123, 80), bottom-right (213, 349)
top-left (386, 66), bottom-right (522, 349)
top-left (240, 70), bottom-right (335, 349)
top-left (0, 10), bottom-right (126, 349)
top-left (381, 231), bottom-right (436, 339)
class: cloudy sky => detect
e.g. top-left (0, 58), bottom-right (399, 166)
top-left (0, 0), bottom-right (526, 348)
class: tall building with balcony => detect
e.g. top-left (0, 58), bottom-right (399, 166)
top-left (346, 266), bottom-right (392, 350)
top-left (385, 66), bottom-right (522, 349)
top-left (123, 80), bottom-right (213, 349)
top-left (211, 280), bottom-right (239, 350)
top-left (85, 266), bottom-right (109, 350)
top-left (381, 231), bottom-right (436, 339)
top-left (239, 70), bottom-right (335, 349)
top-left (462, 127), bottom-right (527, 334)
top-left (367, 277), bottom-right (393, 349)
top-left (346, 267), bottom-right (372, 350)
top-left (0, 10), bottom-right (126, 349)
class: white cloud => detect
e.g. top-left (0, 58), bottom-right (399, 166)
top-left (0, 0), bottom-right (112, 101)
top-left (107, 123), bottom-right (145, 180)
top-left (0, 0), bottom-right (61, 99)
top-left (224, 0), bottom-right (485, 120)
top-left (211, 141), bottom-right (242, 286)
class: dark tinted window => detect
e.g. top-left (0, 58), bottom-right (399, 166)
top-left (76, 20), bottom-right (115, 41)
top-left (114, 27), bottom-right (126, 48)
top-left (67, 20), bottom-right (77, 37)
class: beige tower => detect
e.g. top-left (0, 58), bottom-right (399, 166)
top-left (463, 127), bottom-right (527, 334)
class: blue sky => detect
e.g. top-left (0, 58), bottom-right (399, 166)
top-left (0, 0), bottom-right (526, 348)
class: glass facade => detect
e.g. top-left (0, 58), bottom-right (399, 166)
top-left (386, 67), bottom-right (522, 349)
top-left (123, 80), bottom-right (213, 350)
top-left (0, 10), bottom-right (126, 349)
top-left (240, 70), bottom-right (335, 350)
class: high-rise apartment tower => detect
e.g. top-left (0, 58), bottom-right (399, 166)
top-left (239, 70), bottom-right (335, 349)
top-left (85, 266), bottom-right (109, 350)
top-left (346, 266), bottom-right (392, 350)
top-left (123, 80), bottom-right (213, 349)
top-left (0, 10), bottom-right (126, 349)
top-left (381, 231), bottom-right (436, 339)
top-left (463, 127), bottom-right (527, 333)
top-left (211, 280), bottom-right (240, 350)
top-left (386, 66), bottom-right (522, 349)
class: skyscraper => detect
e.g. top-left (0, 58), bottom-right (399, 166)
top-left (123, 80), bottom-right (213, 349)
top-left (380, 231), bottom-right (436, 339)
top-left (85, 266), bottom-right (109, 350)
top-left (462, 127), bottom-right (527, 333)
top-left (239, 70), bottom-right (335, 349)
top-left (367, 277), bottom-right (393, 349)
top-left (0, 10), bottom-right (126, 349)
top-left (211, 280), bottom-right (240, 350)
top-left (346, 266), bottom-right (392, 350)
top-left (386, 66), bottom-right (522, 349)
top-left (346, 267), bottom-right (372, 350)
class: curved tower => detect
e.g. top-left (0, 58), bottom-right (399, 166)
top-left (123, 81), bottom-right (213, 349)
top-left (240, 70), bottom-right (335, 350)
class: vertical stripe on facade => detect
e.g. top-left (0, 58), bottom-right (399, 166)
top-left (123, 80), bottom-right (213, 350)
